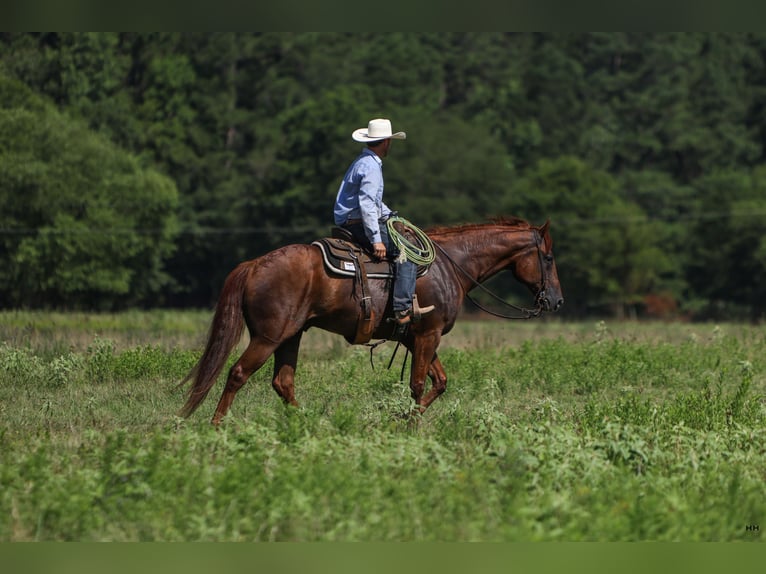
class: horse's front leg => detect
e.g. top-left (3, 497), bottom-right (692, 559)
top-left (420, 354), bottom-right (447, 410)
top-left (409, 332), bottom-right (442, 414)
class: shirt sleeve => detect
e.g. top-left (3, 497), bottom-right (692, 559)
top-left (357, 159), bottom-right (384, 243)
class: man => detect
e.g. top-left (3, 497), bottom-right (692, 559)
top-left (334, 118), bottom-right (434, 325)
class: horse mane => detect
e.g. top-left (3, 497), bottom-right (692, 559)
top-left (426, 216), bottom-right (532, 236)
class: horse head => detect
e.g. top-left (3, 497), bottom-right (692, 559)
top-left (512, 219), bottom-right (564, 313)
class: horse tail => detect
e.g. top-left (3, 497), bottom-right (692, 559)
top-left (178, 261), bottom-right (251, 417)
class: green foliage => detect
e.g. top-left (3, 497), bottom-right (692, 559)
top-left (386, 113), bottom-right (515, 227)
top-left (507, 156), bottom-right (672, 316)
top-left (685, 167), bottom-right (766, 319)
top-left (1, 314), bottom-right (765, 541)
top-left (0, 74), bottom-right (179, 308)
top-left (2, 33), bottom-right (766, 316)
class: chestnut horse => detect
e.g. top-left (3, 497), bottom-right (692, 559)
top-left (179, 217), bottom-right (563, 424)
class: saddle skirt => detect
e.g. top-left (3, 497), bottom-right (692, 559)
top-left (312, 236), bottom-right (429, 279)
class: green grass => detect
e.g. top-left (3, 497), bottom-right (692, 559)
top-left (1, 312), bottom-right (765, 541)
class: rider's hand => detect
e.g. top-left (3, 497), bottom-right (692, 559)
top-left (373, 242), bottom-right (386, 259)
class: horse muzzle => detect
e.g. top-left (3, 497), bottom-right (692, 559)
top-left (537, 290), bottom-right (564, 312)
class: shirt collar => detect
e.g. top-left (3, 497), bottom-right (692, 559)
top-left (362, 147), bottom-right (383, 166)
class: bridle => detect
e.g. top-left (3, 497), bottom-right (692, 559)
top-left (433, 228), bottom-right (549, 320)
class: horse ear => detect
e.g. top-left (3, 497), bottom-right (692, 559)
top-left (539, 219), bottom-right (552, 248)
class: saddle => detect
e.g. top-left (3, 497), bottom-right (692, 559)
top-left (312, 227), bottom-right (430, 344)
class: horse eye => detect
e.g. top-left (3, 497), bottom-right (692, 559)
top-left (545, 254), bottom-right (554, 263)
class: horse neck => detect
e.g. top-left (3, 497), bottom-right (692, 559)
top-left (433, 225), bottom-right (536, 287)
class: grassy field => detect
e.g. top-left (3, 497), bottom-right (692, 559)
top-left (0, 310), bottom-right (764, 541)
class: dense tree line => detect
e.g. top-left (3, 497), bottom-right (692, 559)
top-left (1, 33), bottom-right (766, 319)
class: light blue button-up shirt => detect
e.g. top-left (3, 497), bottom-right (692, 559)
top-left (333, 148), bottom-right (392, 243)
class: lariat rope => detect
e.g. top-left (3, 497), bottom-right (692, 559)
top-left (386, 216), bottom-right (436, 266)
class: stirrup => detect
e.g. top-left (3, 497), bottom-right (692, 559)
top-left (412, 294), bottom-right (434, 320)
top-left (394, 295), bottom-right (435, 325)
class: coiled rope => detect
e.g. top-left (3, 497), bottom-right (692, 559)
top-left (385, 216), bottom-right (435, 265)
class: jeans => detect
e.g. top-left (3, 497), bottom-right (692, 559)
top-left (343, 221), bottom-right (417, 312)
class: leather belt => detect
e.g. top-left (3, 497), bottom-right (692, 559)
top-left (345, 218), bottom-right (363, 225)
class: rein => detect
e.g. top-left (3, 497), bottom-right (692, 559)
top-left (366, 227), bottom-right (548, 373)
top-left (432, 230), bottom-right (547, 320)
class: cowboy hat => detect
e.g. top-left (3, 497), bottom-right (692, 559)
top-left (352, 118), bottom-right (406, 143)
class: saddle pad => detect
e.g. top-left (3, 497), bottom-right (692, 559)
top-left (312, 238), bottom-right (429, 279)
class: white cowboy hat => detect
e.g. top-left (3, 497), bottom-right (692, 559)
top-left (352, 118), bottom-right (406, 143)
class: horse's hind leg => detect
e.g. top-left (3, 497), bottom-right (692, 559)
top-left (271, 331), bottom-right (303, 406)
top-left (211, 337), bottom-right (279, 425)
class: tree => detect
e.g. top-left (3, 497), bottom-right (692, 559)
top-left (505, 156), bottom-right (670, 317)
top-left (0, 75), bottom-right (178, 309)
top-left (255, 84), bottom-right (378, 247)
top-left (2, 33), bottom-right (766, 314)
top-left (578, 33), bottom-right (760, 181)
top-left (384, 112), bottom-right (515, 228)
top-left (685, 168), bottom-right (766, 320)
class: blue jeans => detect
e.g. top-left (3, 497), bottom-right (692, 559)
top-left (343, 221), bottom-right (417, 312)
